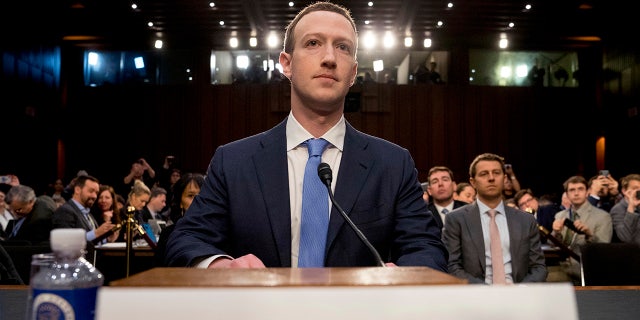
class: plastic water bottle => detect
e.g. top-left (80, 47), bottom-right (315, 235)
top-left (29, 228), bottom-right (104, 320)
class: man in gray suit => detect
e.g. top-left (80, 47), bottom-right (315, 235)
top-left (442, 153), bottom-right (547, 284)
top-left (552, 175), bottom-right (612, 284)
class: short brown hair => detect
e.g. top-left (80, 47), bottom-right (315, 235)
top-left (283, 1), bottom-right (357, 55)
top-left (620, 174), bottom-right (640, 190)
top-left (468, 153), bottom-right (505, 178)
top-left (428, 166), bottom-right (454, 183)
top-left (563, 175), bottom-right (587, 192)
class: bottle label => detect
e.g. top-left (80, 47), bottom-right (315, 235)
top-left (32, 286), bottom-right (99, 320)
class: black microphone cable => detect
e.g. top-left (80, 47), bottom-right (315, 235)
top-left (317, 162), bottom-right (386, 267)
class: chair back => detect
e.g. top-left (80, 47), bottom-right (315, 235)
top-left (580, 242), bottom-right (640, 286)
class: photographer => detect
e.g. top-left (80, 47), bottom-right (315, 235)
top-left (155, 155), bottom-right (181, 215)
top-left (587, 171), bottom-right (622, 213)
top-left (121, 157), bottom-right (156, 196)
top-left (610, 174), bottom-right (640, 245)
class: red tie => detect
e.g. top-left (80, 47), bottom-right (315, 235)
top-left (488, 209), bottom-right (506, 284)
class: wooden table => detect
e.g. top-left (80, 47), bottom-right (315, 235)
top-left (109, 266), bottom-right (468, 287)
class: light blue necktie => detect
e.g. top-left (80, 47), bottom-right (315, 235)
top-left (298, 138), bottom-right (330, 267)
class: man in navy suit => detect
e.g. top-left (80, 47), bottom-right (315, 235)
top-left (425, 166), bottom-right (469, 231)
top-left (514, 189), bottom-right (560, 239)
top-left (165, 2), bottom-right (447, 270)
top-left (442, 153), bottom-right (547, 284)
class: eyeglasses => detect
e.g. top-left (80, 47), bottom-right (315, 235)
top-left (518, 197), bottom-right (535, 208)
top-left (10, 200), bottom-right (34, 214)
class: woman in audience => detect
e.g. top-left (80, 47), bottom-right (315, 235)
top-left (453, 182), bottom-right (476, 204)
top-left (118, 180), bottom-right (151, 242)
top-left (154, 173), bottom-right (205, 266)
top-left (90, 185), bottom-right (121, 243)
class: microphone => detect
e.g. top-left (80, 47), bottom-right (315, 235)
top-left (317, 162), bottom-right (386, 267)
top-left (563, 218), bottom-right (585, 235)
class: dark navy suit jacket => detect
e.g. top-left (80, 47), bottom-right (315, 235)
top-left (165, 119), bottom-right (448, 271)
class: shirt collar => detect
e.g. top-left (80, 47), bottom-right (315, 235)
top-left (476, 199), bottom-right (506, 215)
top-left (286, 111), bottom-right (345, 152)
top-left (71, 199), bottom-right (90, 215)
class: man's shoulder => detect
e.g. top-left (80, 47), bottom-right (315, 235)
top-left (453, 200), bottom-right (469, 209)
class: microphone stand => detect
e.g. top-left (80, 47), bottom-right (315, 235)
top-left (124, 206), bottom-right (158, 278)
top-left (538, 225), bottom-right (580, 261)
top-left (318, 163), bottom-right (386, 267)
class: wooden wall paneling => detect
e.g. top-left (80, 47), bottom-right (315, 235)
top-left (444, 85), bottom-right (470, 182)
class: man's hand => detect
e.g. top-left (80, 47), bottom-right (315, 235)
top-left (208, 254), bottom-right (266, 268)
top-left (573, 219), bottom-right (592, 237)
top-left (95, 221), bottom-right (115, 237)
top-left (552, 218), bottom-right (566, 232)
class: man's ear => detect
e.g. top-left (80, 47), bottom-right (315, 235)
top-left (349, 61), bottom-right (358, 86)
top-left (280, 51), bottom-right (292, 79)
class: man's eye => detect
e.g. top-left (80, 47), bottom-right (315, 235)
top-left (307, 40), bottom-right (318, 47)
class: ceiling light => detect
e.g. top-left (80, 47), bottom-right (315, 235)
top-left (404, 37), bottom-right (413, 47)
top-left (424, 38), bottom-right (432, 48)
top-left (267, 33), bottom-right (279, 48)
top-left (373, 59), bottom-right (384, 72)
top-left (363, 31), bottom-right (376, 49)
top-left (383, 32), bottom-right (395, 48)
top-left (250, 37), bottom-right (258, 47)
top-left (229, 37), bottom-right (238, 48)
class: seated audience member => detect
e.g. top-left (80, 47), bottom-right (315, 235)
top-left (118, 180), bottom-right (151, 242)
top-left (155, 173), bottom-right (205, 266)
top-left (560, 191), bottom-right (571, 211)
top-left (552, 175), bottom-right (612, 285)
top-left (155, 155), bottom-right (181, 208)
top-left (47, 178), bottom-right (66, 204)
top-left (52, 175), bottom-right (115, 244)
top-left (610, 174), bottom-right (640, 245)
top-left (442, 153), bottom-right (547, 284)
top-left (4, 185), bottom-right (56, 244)
top-left (454, 182), bottom-right (476, 204)
top-left (514, 188), bottom-right (560, 234)
top-left (425, 166), bottom-right (468, 230)
top-left (587, 172), bottom-right (622, 213)
top-left (501, 164), bottom-right (521, 200)
top-left (90, 185), bottom-right (122, 243)
top-left (504, 198), bottom-right (517, 208)
top-left (115, 194), bottom-right (126, 212)
top-left (138, 187), bottom-right (167, 223)
top-left (0, 189), bottom-right (17, 238)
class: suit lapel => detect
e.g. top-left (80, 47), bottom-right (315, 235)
top-left (505, 208), bottom-right (521, 261)
top-left (465, 203), bottom-right (486, 269)
top-left (69, 200), bottom-right (92, 231)
top-left (325, 124), bottom-right (372, 251)
top-left (253, 120), bottom-right (292, 266)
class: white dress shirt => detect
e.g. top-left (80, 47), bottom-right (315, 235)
top-left (476, 200), bottom-right (513, 284)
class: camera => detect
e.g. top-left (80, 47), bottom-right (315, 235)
top-left (636, 190), bottom-right (640, 200)
top-left (0, 175), bottom-right (10, 184)
top-left (504, 164), bottom-right (512, 170)
top-left (599, 169), bottom-right (609, 177)
top-left (563, 218), bottom-right (585, 235)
